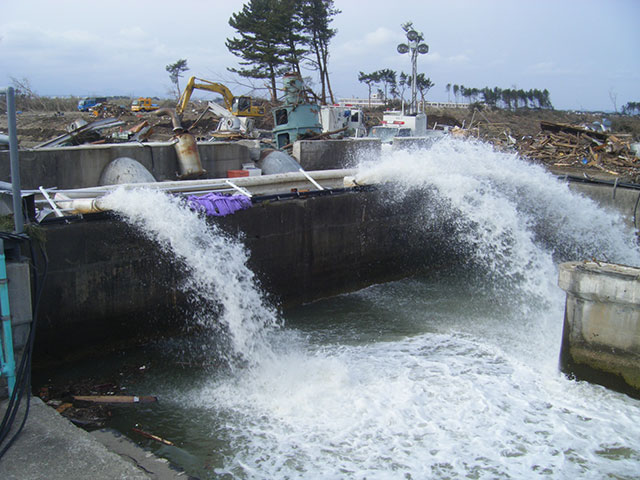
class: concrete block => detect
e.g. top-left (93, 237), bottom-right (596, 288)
top-left (558, 261), bottom-right (640, 396)
top-left (293, 138), bottom-right (380, 170)
top-left (392, 132), bottom-right (446, 151)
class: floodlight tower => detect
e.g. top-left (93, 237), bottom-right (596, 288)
top-left (397, 22), bottom-right (429, 114)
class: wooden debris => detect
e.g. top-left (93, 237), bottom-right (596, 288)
top-left (132, 427), bottom-right (174, 446)
top-left (55, 402), bottom-right (73, 413)
top-left (455, 118), bottom-right (639, 181)
top-left (73, 395), bottom-right (157, 405)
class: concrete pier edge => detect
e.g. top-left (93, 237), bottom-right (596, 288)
top-left (558, 261), bottom-right (640, 398)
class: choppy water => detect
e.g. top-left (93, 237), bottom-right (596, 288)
top-left (100, 137), bottom-right (640, 479)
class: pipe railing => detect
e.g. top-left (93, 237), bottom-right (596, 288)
top-left (0, 87), bottom-right (23, 234)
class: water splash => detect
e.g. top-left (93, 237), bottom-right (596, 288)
top-left (103, 139), bottom-right (640, 479)
top-left (356, 137), bottom-right (640, 300)
top-left (102, 188), bottom-right (280, 366)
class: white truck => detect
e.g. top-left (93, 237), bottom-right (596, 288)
top-left (367, 110), bottom-right (428, 144)
top-left (319, 105), bottom-right (367, 138)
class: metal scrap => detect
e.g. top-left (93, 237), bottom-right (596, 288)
top-left (34, 117), bottom-right (125, 148)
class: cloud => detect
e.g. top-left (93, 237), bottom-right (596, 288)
top-left (447, 54), bottom-right (470, 64)
top-left (363, 27), bottom-right (400, 47)
top-left (525, 61), bottom-right (556, 75)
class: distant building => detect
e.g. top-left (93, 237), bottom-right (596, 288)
top-left (337, 96), bottom-right (473, 109)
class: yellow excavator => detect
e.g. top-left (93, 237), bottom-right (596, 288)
top-left (176, 76), bottom-right (265, 118)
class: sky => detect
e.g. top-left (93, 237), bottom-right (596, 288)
top-left (1, 0), bottom-right (638, 112)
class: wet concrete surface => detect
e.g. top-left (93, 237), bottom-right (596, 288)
top-left (0, 396), bottom-right (186, 479)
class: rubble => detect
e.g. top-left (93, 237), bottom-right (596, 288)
top-left (516, 121), bottom-right (639, 181)
top-left (454, 109), bottom-right (640, 182)
top-left (34, 117), bottom-right (125, 148)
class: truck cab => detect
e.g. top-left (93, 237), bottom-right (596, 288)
top-left (131, 98), bottom-right (159, 112)
top-left (78, 97), bottom-right (107, 112)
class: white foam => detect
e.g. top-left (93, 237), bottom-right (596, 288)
top-left (102, 188), bottom-right (280, 364)
top-left (105, 139), bottom-right (640, 478)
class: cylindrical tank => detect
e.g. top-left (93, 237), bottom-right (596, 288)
top-left (174, 133), bottom-right (206, 179)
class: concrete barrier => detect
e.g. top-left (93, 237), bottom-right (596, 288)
top-left (567, 181), bottom-right (640, 230)
top-left (33, 186), bottom-right (453, 361)
top-left (0, 142), bottom-right (250, 190)
top-left (558, 261), bottom-right (640, 397)
top-left (293, 138), bottom-right (380, 170)
top-left (392, 132), bottom-right (447, 151)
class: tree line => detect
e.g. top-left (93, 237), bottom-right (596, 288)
top-left (622, 102), bottom-right (640, 115)
top-left (357, 69), bottom-right (434, 107)
top-left (445, 84), bottom-right (553, 110)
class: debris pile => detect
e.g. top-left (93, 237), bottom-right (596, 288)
top-left (37, 363), bottom-right (157, 431)
top-left (516, 121), bottom-right (640, 180)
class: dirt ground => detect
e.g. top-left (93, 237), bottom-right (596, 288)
top-left (2, 104), bottom-right (640, 182)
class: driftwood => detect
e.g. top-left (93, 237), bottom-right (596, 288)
top-left (132, 427), bottom-right (174, 446)
top-left (72, 395), bottom-right (157, 405)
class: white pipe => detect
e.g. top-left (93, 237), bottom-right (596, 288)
top-left (224, 180), bottom-right (252, 197)
top-left (42, 169), bottom-right (360, 215)
top-left (298, 168), bottom-right (324, 190)
top-left (48, 169), bottom-right (357, 199)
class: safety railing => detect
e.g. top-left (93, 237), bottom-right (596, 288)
top-left (0, 86), bottom-right (22, 396)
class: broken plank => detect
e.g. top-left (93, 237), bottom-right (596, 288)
top-left (73, 395), bottom-right (157, 405)
top-left (132, 427), bottom-right (174, 446)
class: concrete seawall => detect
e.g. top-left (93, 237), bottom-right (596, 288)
top-left (558, 261), bottom-right (640, 397)
top-left (0, 141), bottom-right (251, 189)
top-left (0, 139), bottom-right (380, 190)
top-left (567, 180), bottom-right (640, 231)
top-left (34, 186), bottom-right (452, 361)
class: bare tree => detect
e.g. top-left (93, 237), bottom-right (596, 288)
top-left (609, 87), bottom-right (618, 113)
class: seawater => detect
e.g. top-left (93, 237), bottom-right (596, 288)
top-left (100, 137), bottom-right (640, 479)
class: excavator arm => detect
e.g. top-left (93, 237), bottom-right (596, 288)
top-left (176, 76), bottom-right (264, 118)
top-left (176, 77), bottom-right (235, 116)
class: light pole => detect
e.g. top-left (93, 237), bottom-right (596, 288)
top-left (397, 23), bottom-right (428, 115)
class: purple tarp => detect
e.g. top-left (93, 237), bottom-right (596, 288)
top-left (187, 193), bottom-right (252, 217)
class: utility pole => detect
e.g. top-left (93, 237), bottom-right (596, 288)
top-left (397, 22), bottom-right (429, 115)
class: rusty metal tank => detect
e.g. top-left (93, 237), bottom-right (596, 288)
top-left (174, 132), bottom-right (206, 179)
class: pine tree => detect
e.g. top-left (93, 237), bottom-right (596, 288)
top-left (226, 0), bottom-right (291, 102)
top-left (166, 59), bottom-right (189, 98)
top-left (300, 0), bottom-right (340, 104)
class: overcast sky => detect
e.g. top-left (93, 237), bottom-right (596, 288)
top-left (1, 0), bottom-right (638, 111)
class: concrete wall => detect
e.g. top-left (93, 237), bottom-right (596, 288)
top-left (34, 187), bottom-right (452, 361)
top-left (567, 181), bottom-right (640, 230)
top-left (293, 138), bottom-right (380, 170)
top-left (0, 142), bottom-right (250, 190)
top-left (392, 133), bottom-right (447, 151)
top-left (558, 261), bottom-right (640, 397)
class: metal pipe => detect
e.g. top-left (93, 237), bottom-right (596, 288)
top-left (2, 87), bottom-right (24, 234)
top-left (154, 108), bottom-right (183, 132)
top-left (298, 168), bottom-right (324, 190)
